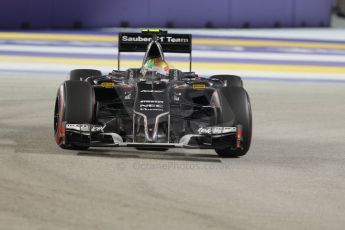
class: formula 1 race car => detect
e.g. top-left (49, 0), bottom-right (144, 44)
top-left (54, 29), bottom-right (252, 157)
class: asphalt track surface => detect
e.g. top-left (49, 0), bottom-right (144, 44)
top-left (0, 72), bottom-right (344, 230)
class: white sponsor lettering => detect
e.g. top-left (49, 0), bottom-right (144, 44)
top-left (166, 37), bottom-right (189, 43)
top-left (140, 108), bottom-right (163, 111)
top-left (198, 127), bottom-right (237, 135)
top-left (140, 100), bottom-right (164, 104)
top-left (66, 124), bottom-right (103, 132)
top-left (122, 36), bottom-right (189, 43)
top-left (139, 100), bottom-right (164, 111)
top-left (140, 104), bottom-right (164, 108)
top-left (198, 127), bottom-right (212, 135)
top-left (212, 127), bottom-right (223, 134)
top-left (140, 90), bottom-right (164, 93)
top-left (223, 127), bottom-right (236, 133)
top-left (122, 36), bottom-right (152, 42)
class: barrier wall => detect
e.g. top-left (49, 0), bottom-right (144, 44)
top-left (0, 0), bottom-right (332, 29)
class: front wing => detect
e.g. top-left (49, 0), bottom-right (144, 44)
top-left (62, 123), bottom-right (243, 150)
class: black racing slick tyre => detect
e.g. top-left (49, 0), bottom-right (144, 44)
top-left (70, 69), bottom-right (102, 81)
top-left (210, 75), bottom-right (243, 87)
top-left (213, 87), bottom-right (252, 158)
top-left (54, 80), bottom-right (94, 150)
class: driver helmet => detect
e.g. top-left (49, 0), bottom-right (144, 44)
top-left (142, 57), bottom-right (170, 76)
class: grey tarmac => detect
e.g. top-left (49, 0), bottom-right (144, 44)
top-left (0, 72), bottom-right (344, 230)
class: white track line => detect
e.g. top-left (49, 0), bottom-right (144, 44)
top-left (1, 45), bottom-right (345, 63)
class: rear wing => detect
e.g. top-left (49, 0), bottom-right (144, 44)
top-left (118, 31), bottom-right (192, 71)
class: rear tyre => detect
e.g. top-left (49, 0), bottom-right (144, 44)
top-left (213, 87), bottom-right (252, 158)
top-left (54, 80), bottom-right (94, 150)
top-left (70, 69), bottom-right (102, 81)
top-left (210, 75), bottom-right (243, 87)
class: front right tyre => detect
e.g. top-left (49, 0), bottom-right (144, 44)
top-left (70, 69), bottom-right (102, 81)
top-left (54, 80), bottom-right (94, 150)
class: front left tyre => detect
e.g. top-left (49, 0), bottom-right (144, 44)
top-left (211, 87), bottom-right (252, 158)
top-left (54, 80), bottom-right (94, 150)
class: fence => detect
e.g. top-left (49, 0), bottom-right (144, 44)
top-left (0, 0), bottom-right (332, 29)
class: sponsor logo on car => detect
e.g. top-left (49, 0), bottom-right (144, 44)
top-left (140, 100), bottom-right (164, 104)
top-left (140, 90), bottom-right (164, 93)
top-left (139, 100), bottom-right (164, 111)
top-left (66, 124), bottom-right (103, 132)
top-left (192, 83), bottom-right (207, 89)
top-left (198, 127), bottom-right (237, 135)
top-left (121, 36), bottom-right (189, 43)
top-left (100, 82), bottom-right (115, 88)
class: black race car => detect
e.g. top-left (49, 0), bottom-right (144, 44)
top-left (54, 29), bottom-right (252, 157)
